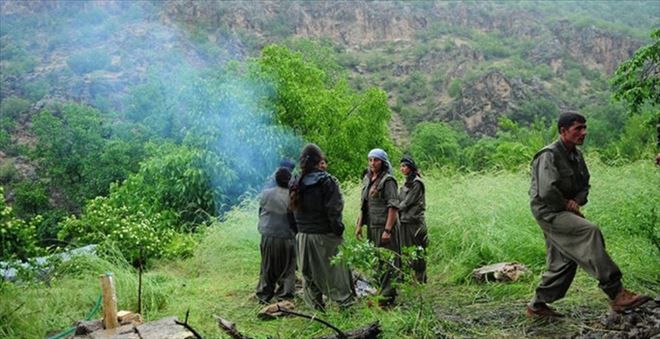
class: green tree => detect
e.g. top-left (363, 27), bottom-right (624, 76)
top-left (509, 98), bottom-right (558, 126)
top-left (32, 104), bottom-right (108, 205)
top-left (250, 44), bottom-right (394, 179)
top-left (1, 187), bottom-right (41, 261)
top-left (611, 28), bottom-right (659, 113)
top-left (58, 142), bottom-right (236, 263)
top-left (410, 122), bottom-right (460, 168)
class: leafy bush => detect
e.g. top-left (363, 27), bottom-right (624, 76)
top-left (448, 79), bottom-right (462, 98)
top-left (606, 108), bottom-right (657, 163)
top-left (0, 160), bottom-right (17, 184)
top-left (410, 122), bottom-right (461, 168)
top-left (0, 96), bottom-right (31, 120)
top-left (32, 103), bottom-right (122, 205)
top-left (1, 187), bottom-right (41, 261)
top-left (58, 195), bottom-right (182, 264)
top-left (508, 97), bottom-right (558, 126)
top-left (11, 180), bottom-right (49, 218)
top-left (58, 143), bottom-right (235, 263)
top-left (565, 68), bottom-right (582, 87)
top-left (463, 137), bottom-right (498, 171)
top-left (67, 49), bottom-right (112, 75)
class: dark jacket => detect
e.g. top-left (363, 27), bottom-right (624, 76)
top-left (530, 140), bottom-right (590, 221)
top-left (292, 170), bottom-right (345, 236)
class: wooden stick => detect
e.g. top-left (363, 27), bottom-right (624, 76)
top-left (276, 306), bottom-right (347, 339)
top-left (213, 315), bottom-right (252, 339)
top-left (99, 272), bottom-right (119, 329)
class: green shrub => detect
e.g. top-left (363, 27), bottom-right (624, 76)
top-left (609, 108), bottom-right (657, 162)
top-left (12, 180), bottom-right (49, 218)
top-left (67, 49), bottom-right (112, 75)
top-left (1, 187), bottom-right (41, 261)
top-left (0, 160), bottom-right (17, 184)
top-left (410, 122), bottom-right (461, 168)
top-left (509, 98), bottom-right (558, 126)
top-left (448, 79), bottom-right (462, 98)
top-left (58, 195), bottom-right (182, 264)
top-left (463, 137), bottom-right (498, 171)
top-left (22, 79), bottom-right (50, 101)
top-left (565, 68), bottom-right (582, 87)
top-left (0, 96), bottom-right (31, 120)
top-left (58, 143), bottom-right (235, 263)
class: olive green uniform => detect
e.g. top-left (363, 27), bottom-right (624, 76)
top-left (398, 174), bottom-right (428, 283)
top-left (360, 172), bottom-right (401, 302)
top-left (256, 186), bottom-right (297, 303)
top-left (297, 233), bottom-right (355, 309)
top-left (529, 140), bottom-right (622, 307)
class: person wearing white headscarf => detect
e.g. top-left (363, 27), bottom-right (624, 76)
top-left (355, 148), bottom-right (401, 307)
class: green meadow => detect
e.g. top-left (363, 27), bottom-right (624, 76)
top-left (2, 159), bottom-right (658, 338)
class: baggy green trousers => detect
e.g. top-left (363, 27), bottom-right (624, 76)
top-left (530, 211), bottom-right (623, 306)
top-left (399, 221), bottom-right (428, 283)
top-left (297, 233), bottom-right (355, 309)
top-left (255, 236), bottom-right (297, 303)
top-left (367, 225), bottom-right (401, 302)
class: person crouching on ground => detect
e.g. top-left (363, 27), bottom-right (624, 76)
top-left (290, 144), bottom-right (355, 311)
top-left (398, 156), bottom-right (428, 284)
top-left (355, 148), bottom-right (401, 307)
top-left (527, 112), bottom-right (651, 318)
top-left (256, 167), bottom-right (296, 304)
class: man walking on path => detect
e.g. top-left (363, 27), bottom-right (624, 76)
top-left (527, 112), bottom-right (651, 318)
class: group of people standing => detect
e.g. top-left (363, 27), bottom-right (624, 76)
top-left (256, 144), bottom-right (428, 310)
top-left (255, 112), bottom-right (651, 317)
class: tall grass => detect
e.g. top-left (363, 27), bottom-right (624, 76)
top-left (1, 161), bottom-right (658, 338)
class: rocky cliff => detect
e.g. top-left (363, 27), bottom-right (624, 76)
top-left (1, 0), bottom-right (652, 139)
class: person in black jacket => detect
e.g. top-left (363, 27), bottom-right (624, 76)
top-left (290, 144), bottom-right (355, 310)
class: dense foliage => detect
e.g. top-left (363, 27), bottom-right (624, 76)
top-left (611, 28), bottom-right (660, 113)
top-left (0, 187), bottom-right (41, 261)
top-left (2, 162), bottom-right (657, 338)
top-left (1, 2), bottom-right (658, 265)
top-left (250, 44), bottom-right (395, 179)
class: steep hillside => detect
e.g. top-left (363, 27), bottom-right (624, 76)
top-left (161, 1), bottom-right (655, 139)
top-left (1, 1), bottom-right (656, 143)
top-left (1, 1), bottom-right (657, 255)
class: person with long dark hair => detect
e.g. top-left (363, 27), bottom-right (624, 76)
top-left (398, 155), bottom-right (428, 283)
top-left (255, 167), bottom-right (296, 304)
top-left (290, 144), bottom-right (355, 310)
top-left (355, 148), bottom-right (400, 306)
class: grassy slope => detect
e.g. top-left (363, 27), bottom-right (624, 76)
top-left (1, 160), bottom-right (658, 338)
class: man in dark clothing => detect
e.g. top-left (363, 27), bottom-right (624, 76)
top-left (527, 112), bottom-right (651, 318)
top-left (256, 167), bottom-right (296, 304)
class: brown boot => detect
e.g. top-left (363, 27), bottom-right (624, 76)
top-left (609, 289), bottom-right (651, 313)
top-left (526, 303), bottom-right (564, 319)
